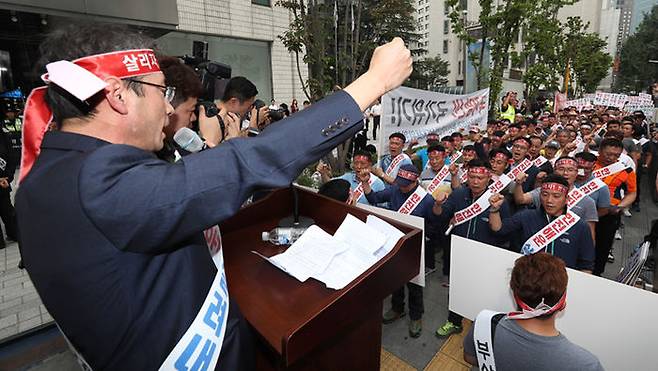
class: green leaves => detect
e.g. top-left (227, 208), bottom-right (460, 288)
top-left (616, 5), bottom-right (658, 93)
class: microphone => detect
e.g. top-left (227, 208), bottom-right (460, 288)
top-left (174, 127), bottom-right (207, 153)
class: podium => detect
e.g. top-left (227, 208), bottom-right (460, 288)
top-left (220, 187), bottom-right (422, 370)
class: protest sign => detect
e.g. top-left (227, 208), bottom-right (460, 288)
top-left (593, 92), bottom-right (628, 109)
top-left (380, 87), bottom-right (489, 152)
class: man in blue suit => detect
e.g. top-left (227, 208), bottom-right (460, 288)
top-left (16, 23), bottom-right (412, 370)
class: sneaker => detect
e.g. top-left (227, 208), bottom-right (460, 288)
top-left (383, 309), bottom-right (406, 324)
top-left (425, 266), bottom-right (437, 276)
top-left (608, 252), bottom-right (615, 263)
top-left (615, 231), bottom-right (622, 240)
top-left (409, 319), bottom-right (422, 338)
top-left (435, 320), bottom-right (462, 338)
top-left (623, 209), bottom-right (632, 217)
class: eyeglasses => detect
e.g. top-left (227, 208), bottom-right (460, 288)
top-left (127, 79), bottom-right (176, 103)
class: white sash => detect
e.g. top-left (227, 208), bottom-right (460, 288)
top-left (532, 156), bottom-right (548, 168)
top-left (159, 225), bottom-right (229, 370)
top-left (448, 159), bottom-right (532, 232)
top-left (398, 186), bottom-right (428, 215)
top-left (385, 153), bottom-right (410, 177)
top-left (473, 310), bottom-right (501, 371)
top-left (349, 176), bottom-right (375, 204)
top-left (425, 151), bottom-right (462, 194)
top-left (567, 178), bottom-right (606, 208)
top-left (521, 210), bottom-right (581, 255)
top-left (448, 151), bottom-right (463, 164)
top-left (593, 161), bottom-right (627, 179)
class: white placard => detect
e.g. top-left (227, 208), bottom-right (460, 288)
top-left (380, 87), bottom-right (490, 151)
top-left (357, 203), bottom-right (425, 287)
top-left (449, 235), bottom-right (658, 371)
top-left (593, 92), bottom-right (628, 109)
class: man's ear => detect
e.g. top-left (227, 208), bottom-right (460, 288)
top-left (104, 77), bottom-right (129, 115)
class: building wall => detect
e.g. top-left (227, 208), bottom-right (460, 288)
top-left (631, 0), bottom-right (658, 33)
top-left (176, 0), bottom-right (307, 105)
top-left (414, 0), bottom-right (464, 87)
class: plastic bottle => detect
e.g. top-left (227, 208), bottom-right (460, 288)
top-left (262, 227), bottom-right (307, 245)
top-left (311, 171), bottom-right (322, 188)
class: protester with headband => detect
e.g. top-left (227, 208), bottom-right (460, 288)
top-left (317, 150), bottom-right (385, 205)
top-left (435, 159), bottom-right (511, 338)
top-left (362, 163), bottom-right (442, 338)
top-left (592, 138), bottom-right (636, 275)
top-left (406, 132), bottom-right (441, 169)
top-left (514, 156), bottom-right (598, 240)
top-left (372, 132), bottom-right (413, 186)
top-left (489, 174), bottom-right (595, 272)
top-left (575, 152), bottom-right (611, 216)
top-left (419, 144), bottom-right (451, 274)
top-left (488, 148), bottom-right (512, 185)
top-left (15, 23), bottom-right (413, 370)
top-left (463, 253), bottom-right (603, 371)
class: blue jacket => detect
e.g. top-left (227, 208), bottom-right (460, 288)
top-left (495, 207), bottom-right (595, 271)
top-left (16, 91), bottom-right (364, 370)
top-left (438, 186), bottom-right (510, 246)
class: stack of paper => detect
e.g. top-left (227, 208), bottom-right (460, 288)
top-left (256, 214), bottom-right (405, 290)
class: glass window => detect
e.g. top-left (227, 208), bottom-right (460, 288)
top-left (157, 31), bottom-right (274, 102)
top-left (445, 2), bottom-right (450, 14)
top-left (252, 0), bottom-right (271, 6)
top-left (444, 20), bottom-right (449, 34)
top-left (443, 40), bottom-right (449, 53)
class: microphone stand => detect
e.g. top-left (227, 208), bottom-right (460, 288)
top-left (278, 184), bottom-right (315, 229)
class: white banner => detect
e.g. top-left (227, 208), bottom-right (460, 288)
top-left (380, 87), bottom-right (490, 150)
top-left (593, 92), bottom-right (628, 109)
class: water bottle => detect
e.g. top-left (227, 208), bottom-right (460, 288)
top-left (262, 227), bottom-right (307, 245)
top-left (311, 171), bottom-right (322, 188)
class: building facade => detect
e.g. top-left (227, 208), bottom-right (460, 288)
top-left (414, 0), bottom-right (465, 88)
top-left (0, 0), bottom-right (306, 105)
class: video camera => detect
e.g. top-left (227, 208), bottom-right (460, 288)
top-left (181, 41), bottom-right (232, 118)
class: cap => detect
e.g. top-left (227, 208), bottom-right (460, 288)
top-left (469, 125), bottom-right (480, 133)
top-left (395, 164), bottom-right (420, 187)
top-left (546, 140), bottom-right (560, 149)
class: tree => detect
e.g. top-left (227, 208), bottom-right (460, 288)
top-left (616, 4), bottom-right (658, 93)
top-left (522, 16), bottom-right (611, 97)
top-left (407, 55), bottom-right (450, 90)
top-left (277, 0), bottom-right (421, 173)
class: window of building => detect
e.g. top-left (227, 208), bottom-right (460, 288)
top-left (251, 0), bottom-right (270, 6)
top-left (444, 2), bottom-right (450, 14)
top-left (425, 5), bottom-right (430, 12)
top-left (444, 20), bottom-right (449, 34)
top-left (443, 40), bottom-right (449, 53)
top-left (425, 15), bottom-right (429, 20)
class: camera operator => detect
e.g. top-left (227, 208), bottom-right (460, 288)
top-left (199, 76), bottom-right (268, 146)
top-left (16, 22), bottom-right (412, 371)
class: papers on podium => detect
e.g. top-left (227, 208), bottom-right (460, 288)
top-left (257, 214), bottom-right (404, 290)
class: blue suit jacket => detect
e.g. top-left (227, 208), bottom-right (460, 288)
top-left (16, 91), bottom-right (364, 370)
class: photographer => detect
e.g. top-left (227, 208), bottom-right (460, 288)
top-left (16, 22), bottom-right (412, 371)
top-left (199, 76), bottom-right (268, 146)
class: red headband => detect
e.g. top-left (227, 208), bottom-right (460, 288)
top-left (508, 292), bottom-right (567, 319)
top-left (397, 169), bottom-right (419, 181)
top-left (555, 158), bottom-right (578, 168)
top-left (20, 49), bottom-right (161, 182)
top-left (353, 154), bottom-right (371, 163)
top-left (468, 166), bottom-right (490, 175)
top-left (541, 182), bottom-right (569, 194)
top-left (494, 152), bottom-right (509, 161)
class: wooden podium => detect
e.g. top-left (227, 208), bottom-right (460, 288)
top-left (220, 187), bottom-right (422, 370)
